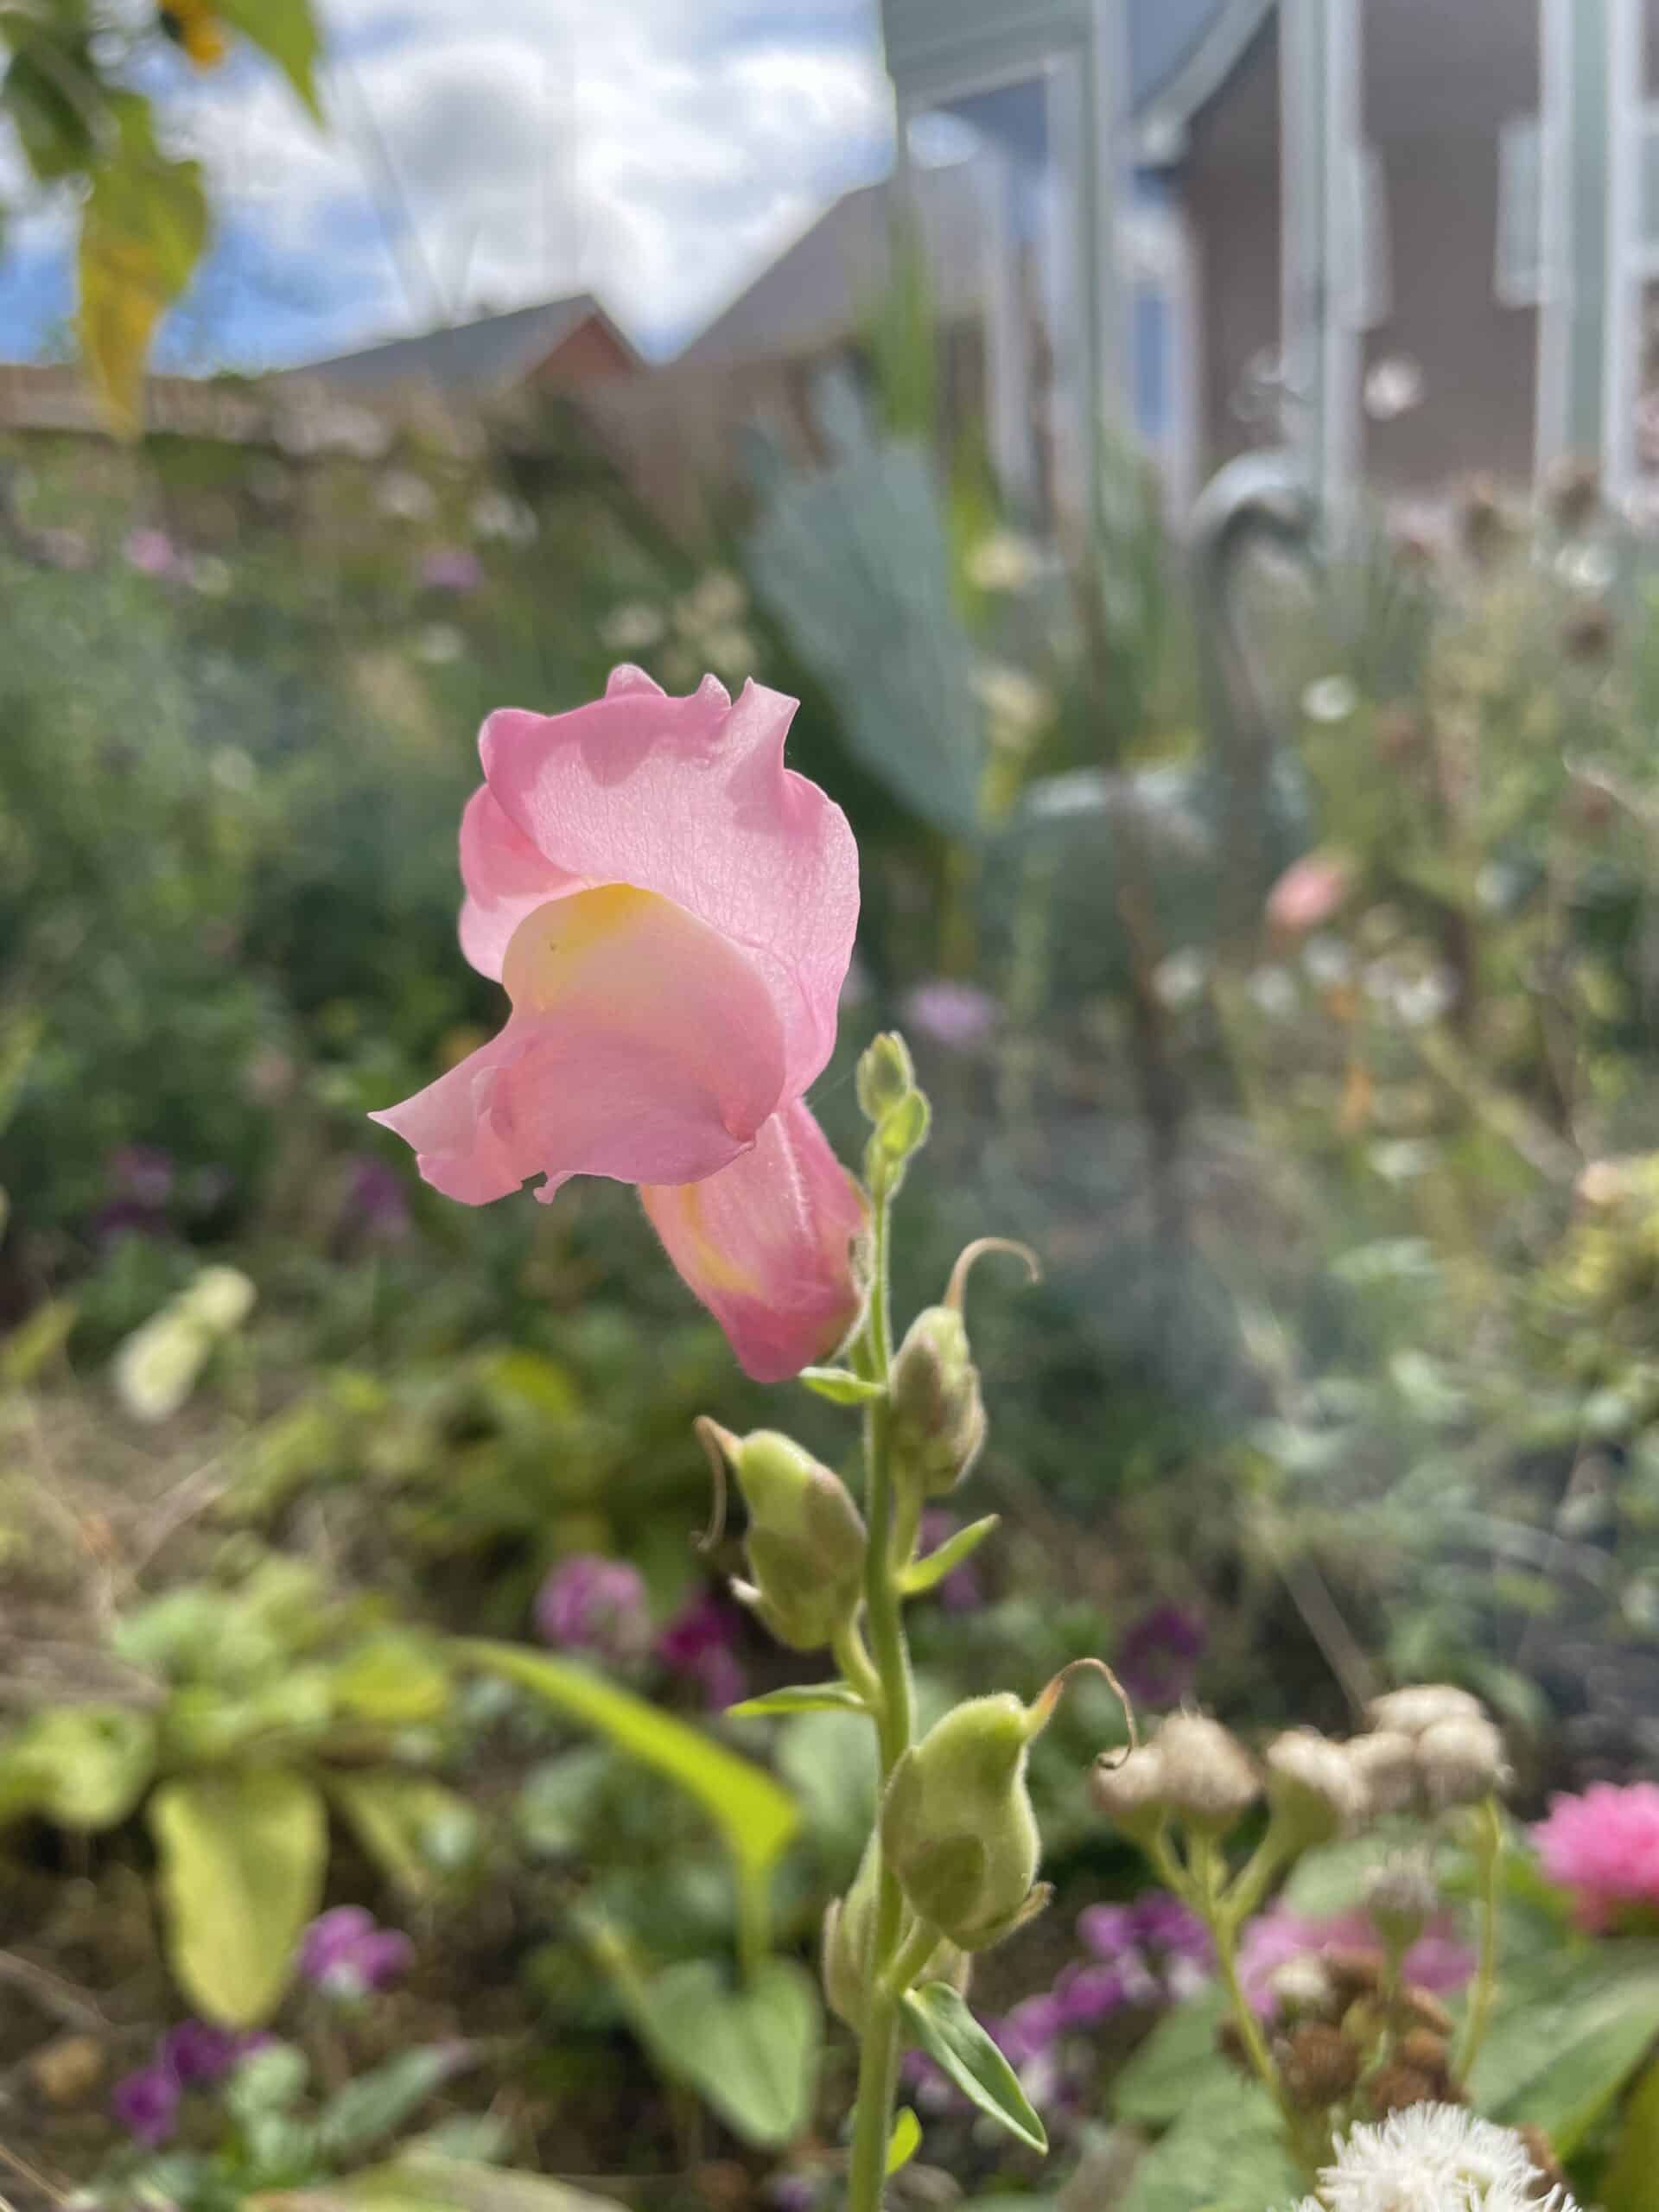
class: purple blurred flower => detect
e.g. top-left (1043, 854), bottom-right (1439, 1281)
top-left (124, 527), bottom-right (183, 580)
top-left (1077, 1890), bottom-right (1212, 2005)
top-left (900, 980), bottom-right (999, 1050)
top-left (1052, 1962), bottom-right (1130, 2029)
top-left (158, 2021), bottom-right (250, 2088)
top-left (1238, 1905), bottom-right (1474, 2019)
top-left (1116, 1603), bottom-right (1206, 1709)
top-left (111, 2063), bottom-right (181, 2146)
top-left (536, 1554), bottom-right (651, 1668)
top-left (1131, 1890), bottom-right (1213, 1967)
top-left (918, 1510), bottom-right (983, 1611)
top-left (656, 1590), bottom-right (747, 1709)
top-left (341, 1154), bottom-right (412, 1244)
top-left (420, 545), bottom-right (484, 594)
top-left (995, 1991), bottom-right (1065, 2066)
top-left (298, 1906), bottom-right (413, 1997)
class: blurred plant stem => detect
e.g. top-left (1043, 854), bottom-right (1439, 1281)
top-left (845, 1182), bottom-right (915, 2212)
top-left (1455, 1796), bottom-right (1505, 2087)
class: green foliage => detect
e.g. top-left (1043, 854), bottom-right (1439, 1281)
top-left (616, 1955), bottom-right (823, 2147)
top-left (1470, 1944), bottom-right (1659, 2156)
top-left (149, 1767), bottom-right (328, 2024)
top-left (1116, 2076), bottom-right (1300, 2212)
top-left (900, 1982), bottom-right (1046, 2152)
top-left (78, 94), bottom-right (208, 435)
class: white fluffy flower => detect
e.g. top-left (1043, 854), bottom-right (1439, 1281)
top-left (1282, 2105), bottom-right (1579, 2211)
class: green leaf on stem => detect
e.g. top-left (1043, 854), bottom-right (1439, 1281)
top-left (317, 2046), bottom-right (467, 2161)
top-left (458, 1641), bottom-right (798, 1942)
top-left (325, 1772), bottom-right (480, 1896)
top-left (900, 1516), bottom-right (1000, 1597)
top-left (148, 1767), bottom-right (327, 2025)
top-left (1116, 2075), bottom-right (1298, 2211)
top-left (1109, 1989), bottom-right (1234, 2124)
top-left (900, 1982), bottom-right (1046, 2152)
top-left (885, 2107), bottom-right (922, 2175)
top-left (799, 1367), bottom-right (887, 1406)
top-left (728, 1681), bottom-right (869, 1719)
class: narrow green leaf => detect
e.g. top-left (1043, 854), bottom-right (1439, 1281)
top-left (886, 2107), bottom-right (922, 2175)
top-left (1117, 2075), bottom-right (1299, 2212)
top-left (148, 1768), bottom-right (327, 2025)
top-left (901, 1982), bottom-right (1046, 2152)
top-left (248, 2155), bottom-right (626, 2212)
top-left (798, 1367), bottom-right (886, 1406)
top-left (459, 1641), bottom-right (798, 1918)
top-left (1471, 1945), bottom-right (1659, 2157)
top-left (214, 0), bottom-right (324, 120)
top-left (900, 1516), bottom-right (1000, 1597)
top-left (727, 1682), bottom-right (869, 1719)
top-left (0, 1297), bottom-right (77, 1390)
top-left (326, 1772), bottom-right (479, 1896)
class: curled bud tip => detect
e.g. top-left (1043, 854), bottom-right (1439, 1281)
top-left (692, 1415), bottom-right (737, 1550)
top-left (1027, 1656), bottom-right (1138, 1751)
top-left (944, 1236), bottom-right (1042, 1315)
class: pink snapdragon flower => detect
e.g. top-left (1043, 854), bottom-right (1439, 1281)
top-left (372, 669), bottom-right (865, 1380)
top-left (536, 1554), bottom-right (651, 1667)
top-left (1534, 1782), bottom-right (1659, 1929)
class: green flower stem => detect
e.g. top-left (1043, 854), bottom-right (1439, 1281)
top-left (1178, 1832), bottom-right (1290, 2128)
top-left (1454, 1796), bottom-right (1504, 2088)
top-left (847, 1185), bottom-right (917, 2212)
top-left (833, 1620), bottom-right (885, 1717)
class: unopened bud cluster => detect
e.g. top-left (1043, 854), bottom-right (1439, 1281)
top-left (697, 1421), bottom-right (865, 1651)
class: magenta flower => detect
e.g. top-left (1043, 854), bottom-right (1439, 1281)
top-left (1265, 851), bottom-right (1353, 934)
top-left (372, 669), bottom-right (865, 1381)
top-left (656, 1588), bottom-right (746, 1709)
top-left (111, 2063), bottom-right (181, 2146)
top-left (158, 2020), bottom-right (267, 2086)
top-left (1534, 1782), bottom-right (1659, 1929)
top-left (420, 545), bottom-right (484, 594)
top-left (298, 1906), bottom-right (413, 1996)
top-left (124, 526), bottom-right (182, 580)
top-left (1237, 1905), bottom-right (1474, 2018)
top-left (900, 979), bottom-right (998, 1049)
top-left (340, 1154), bottom-right (412, 1243)
top-left (535, 1554), bottom-right (651, 1666)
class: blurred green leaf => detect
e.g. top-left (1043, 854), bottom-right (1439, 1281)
top-left (149, 1767), bottom-right (327, 2024)
top-left (886, 2107), bottom-right (922, 2175)
top-left (0, 1297), bottom-right (77, 1390)
top-left (1471, 1945), bottom-right (1659, 2156)
top-left (1117, 2075), bottom-right (1298, 2212)
top-left (901, 1516), bottom-right (1000, 1598)
top-left (331, 1634), bottom-right (451, 1726)
top-left (77, 94), bottom-right (208, 437)
top-left (460, 1641), bottom-right (798, 1932)
top-left (0, 1704), bottom-right (156, 1830)
top-left (1, 37), bottom-right (100, 181)
top-left (250, 2157), bottom-right (623, 2212)
top-left (318, 2046), bottom-right (465, 2161)
top-left (798, 1367), bottom-right (886, 1406)
top-left (214, 0), bottom-right (324, 120)
top-left (620, 1956), bottom-right (821, 2148)
top-left (1602, 2053), bottom-right (1659, 2212)
top-left (901, 1983), bottom-right (1046, 2152)
top-left (1109, 1991), bottom-right (1233, 2125)
top-left (327, 1772), bottom-right (479, 1895)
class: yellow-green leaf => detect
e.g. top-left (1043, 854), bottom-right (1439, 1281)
top-left (214, 0), bottom-right (324, 121)
top-left (149, 1768), bottom-right (327, 2025)
top-left (326, 1773), bottom-right (479, 1897)
top-left (77, 96), bottom-right (208, 437)
top-left (886, 2107), bottom-right (922, 2174)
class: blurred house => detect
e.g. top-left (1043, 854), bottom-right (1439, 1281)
top-left (279, 293), bottom-right (640, 404)
top-left (878, 0), bottom-right (1659, 518)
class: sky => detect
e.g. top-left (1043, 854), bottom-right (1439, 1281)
top-left (0, 0), bottom-right (897, 370)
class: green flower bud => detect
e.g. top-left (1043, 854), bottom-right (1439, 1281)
top-left (891, 1306), bottom-right (986, 1497)
top-left (697, 1421), bottom-right (865, 1652)
top-left (880, 1692), bottom-right (1047, 1951)
top-left (823, 1837), bottom-right (970, 2027)
top-left (856, 1033), bottom-right (917, 1123)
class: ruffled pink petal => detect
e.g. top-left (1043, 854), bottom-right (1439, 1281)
top-left (479, 667), bottom-right (858, 1098)
top-left (640, 1097), bottom-right (866, 1382)
top-left (372, 884), bottom-right (786, 1199)
top-left (457, 785), bottom-right (582, 979)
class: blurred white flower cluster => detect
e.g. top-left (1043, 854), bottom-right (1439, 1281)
top-left (599, 569), bottom-right (756, 686)
top-left (1286, 2105), bottom-right (1578, 2212)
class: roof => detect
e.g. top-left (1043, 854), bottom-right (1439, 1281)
top-left (677, 159), bottom-right (990, 372)
top-left (284, 293), bottom-right (638, 397)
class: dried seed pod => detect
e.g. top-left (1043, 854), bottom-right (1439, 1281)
top-left (1416, 1713), bottom-right (1508, 1808)
top-left (1368, 2063), bottom-right (1440, 2116)
top-left (1281, 2021), bottom-right (1363, 2110)
top-left (1365, 1684), bottom-right (1485, 1738)
top-left (1090, 1742), bottom-right (1168, 1842)
top-left (1153, 1713), bottom-right (1260, 1835)
top-left (1349, 1728), bottom-right (1420, 1817)
top-left (1265, 1728), bottom-right (1369, 1842)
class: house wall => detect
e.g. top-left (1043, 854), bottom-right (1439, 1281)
top-left (528, 318), bottom-right (641, 385)
top-left (1181, 15), bottom-right (1283, 475)
top-left (1359, 0), bottom-right (1540, 493)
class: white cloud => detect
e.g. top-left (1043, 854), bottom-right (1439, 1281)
top-left (168, 0), bottom-right (892, 363)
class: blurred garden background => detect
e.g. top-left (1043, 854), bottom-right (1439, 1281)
top-left (10, 3), bottom-right (1659, 2209)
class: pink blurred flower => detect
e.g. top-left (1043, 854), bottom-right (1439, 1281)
top-left (372, 668), bottom-right (865, 1381)
top-left (535, 1554), bottom-right (651, 1667)
top-left (420, 545), bottom-right (484, 594)
top-left (298, 1906), bottom-right (413, 1997)
top-left (111, 2063), bottom-right (180, 2146)
top-left (1266, 851), bottom-right (1352, 934)
top-left (1238, 1904), bottom-right (1473, 2018)
top-left (124, 526), bottom-right (183, 579)
top-left (901, 979), bottom-right (998, 1049)
top-left (656, 1589), bottom-right (746, 1709)
top-left (1534, 1782), bottom-right (1659, 1929)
